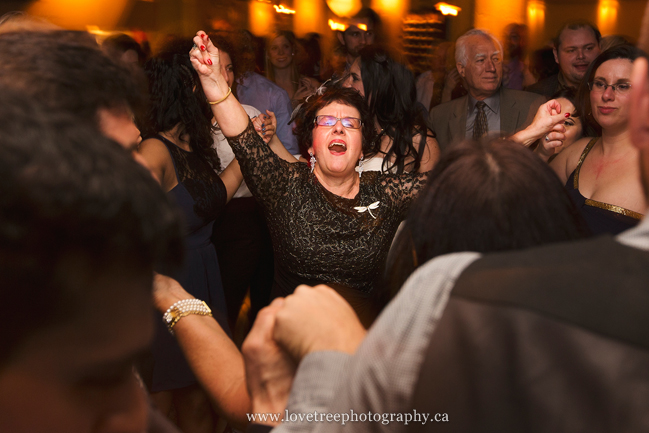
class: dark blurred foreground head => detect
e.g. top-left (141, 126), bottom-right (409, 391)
top-left (0, 29), bottom-right (146, 153)
top-left (0, 88), bottom-right (183, 433)
top-left (382, 137), bottom-right (589, 303)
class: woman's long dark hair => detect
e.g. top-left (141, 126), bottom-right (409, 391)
top-left (358, 45), bottom-right (433, 173)
top-left (379, 137), bottom-right (589, 307)
top-left (140, 38), bottom-right (220, 171)
top-left (577, 44), bottom-right (645, 137)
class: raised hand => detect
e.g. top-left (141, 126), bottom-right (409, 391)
top-left (189, 31), bottom-right (230, 104)
top-left (510, 99), bottom-right (569, 154)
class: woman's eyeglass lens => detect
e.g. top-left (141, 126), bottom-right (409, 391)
top-left (588, 80), bottom-right (632, 94)
top-left (314, 115), bottom-right (362, 129)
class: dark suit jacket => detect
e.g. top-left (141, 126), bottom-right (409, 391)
top-left (429, 86), bottom-right (544, 151)
top-left (525, 73), bottom-right (561, 99)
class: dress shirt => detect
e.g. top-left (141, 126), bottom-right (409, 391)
top-left (236, 73), bottom-right (299, 154)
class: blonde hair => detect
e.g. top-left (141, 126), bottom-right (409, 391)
top-left (265, 31), bottom-right (300, 93)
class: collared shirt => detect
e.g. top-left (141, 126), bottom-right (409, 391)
top-left (466, 92), bottom-right (501, 138)
top-left (236, 73), bottom-right (299, 154)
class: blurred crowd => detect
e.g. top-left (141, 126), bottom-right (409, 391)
top-left (1, 5), bottom-right (649, 433)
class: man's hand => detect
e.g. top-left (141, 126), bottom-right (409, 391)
top-left (242, 298), bottom-right (297, 426)
top-left (273, 285), bottom-right (367, 361)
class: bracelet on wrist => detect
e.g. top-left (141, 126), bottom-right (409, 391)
top-left (162, 299), bottom-right (212, 334)
top-left (209, 87), bottom-right (232, 105)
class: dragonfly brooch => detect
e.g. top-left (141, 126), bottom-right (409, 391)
top-left (354, 201), bottom-right (380, 219)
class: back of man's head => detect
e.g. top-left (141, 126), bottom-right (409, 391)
top-left (0, 87), bottom-right (183, 365)
top-left (0, 30), bottom-right (145, 129)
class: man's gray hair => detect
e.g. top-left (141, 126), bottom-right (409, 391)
top-left (455, 29), bottom-right (503, 66)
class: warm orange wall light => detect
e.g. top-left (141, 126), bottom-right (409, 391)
top-left (474, 0), bottom-right (525, 39)
top-left (527, 1), bottom-right (545, 33)
top-left (598, 0), bottom-right (618, 35)
top-left (295, 0), bottom-right (325, 37)
top-left (327, 0), bottom-right (362, 18)
top-left (28, 0), bottom-right (129, 30)
top-left (249, 1), bottom-right (274, 36)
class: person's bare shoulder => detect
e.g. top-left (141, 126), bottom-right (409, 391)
top-left (412, 130), bottom-right (441, 173)
top-left (550, 137), bottom-right (592, 184)
top-left (138, 138), bottom-right (175, 189)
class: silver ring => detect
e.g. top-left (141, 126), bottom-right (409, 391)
top-left (545, 135), bottom-right (550, 142)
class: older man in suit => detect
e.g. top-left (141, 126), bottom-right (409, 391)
top-left (430, 29), bottom-right (544, 151)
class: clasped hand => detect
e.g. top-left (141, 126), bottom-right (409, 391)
top-left (241, 285), bottom-right (367, 421)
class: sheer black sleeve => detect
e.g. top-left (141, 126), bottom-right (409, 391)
top-left (226, 119), bottom-right (303, 208)
top-left (380, 171), bottom-right (428, 216)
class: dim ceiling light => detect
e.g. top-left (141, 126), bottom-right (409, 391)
top-left (435, 2), bottom-right (461, 16)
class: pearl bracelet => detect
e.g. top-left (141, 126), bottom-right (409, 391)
top-left (162, 299), bottom-right (212, 334)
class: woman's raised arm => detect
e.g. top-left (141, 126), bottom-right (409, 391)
top-left (190, 31), bottom-right (249, 137)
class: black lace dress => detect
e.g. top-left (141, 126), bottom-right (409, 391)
top-left (227, 121), bottom-right (426, 323)
top-left (149, 135), bottom-right (230, 392)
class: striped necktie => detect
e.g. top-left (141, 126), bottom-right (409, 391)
top-left (473, 101), bottom-right (488, 140)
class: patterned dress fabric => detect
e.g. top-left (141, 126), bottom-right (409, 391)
top-left (227, 121), bottom-right (426, 321)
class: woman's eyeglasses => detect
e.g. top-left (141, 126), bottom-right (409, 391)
top-left (314, 115), bottom-right (362, 129)
top-left (588, 80), bottom-right (632, 94)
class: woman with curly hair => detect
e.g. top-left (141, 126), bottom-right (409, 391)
top-left (137, 39), bottom-right (243, 432)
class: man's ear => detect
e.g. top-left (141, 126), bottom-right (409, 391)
top-left (337, 31), bottom-right (345, 46)
top-left (456, 62), bottom-right (466, 79)
top-left (630, 57), bottom-right (649, 149)
top-left (553, 46), bottom-right (559, 64)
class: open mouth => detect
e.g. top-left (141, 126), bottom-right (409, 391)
top-left (328, 141), bottom-right (347, 155)
top-left (574, 63), bottom-right (589, 71)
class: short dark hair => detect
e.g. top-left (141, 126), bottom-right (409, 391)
top-left (0, 30), bottom-right (145, 129)
top-left (380, 138), bottom-right (589, 305)
top-left (102, 33), bottom-right (147, 66)
top-left (294, 86), bottom-right (375, 159)
top-left (550, 87), bottom-right (580, 118)
top-left (554, 21), bottom-right (601, 49)
top-left (0, 88), bottom-right (183, 365)
top-left (577, 44), bottom-right (645, 136)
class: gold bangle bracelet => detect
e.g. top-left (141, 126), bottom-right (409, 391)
top-left (209, 87), bottom-right (232, 105)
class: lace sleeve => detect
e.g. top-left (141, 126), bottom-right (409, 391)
top-left (381, 171), bottom-right (428, 215)
top-left (226, 119), bottom-right (298, 205)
